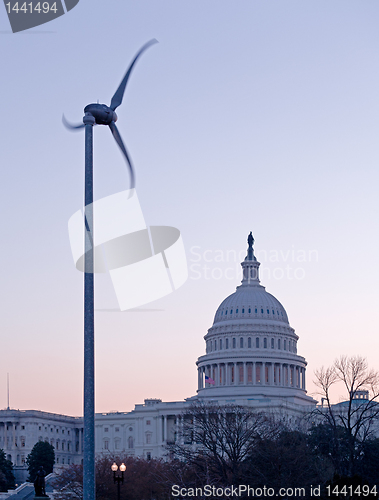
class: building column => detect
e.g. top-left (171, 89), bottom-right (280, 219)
top-left (279, 364), bottom-right (283, 386)
top-left (78, 428), bottom-right (82, 455)
top-left (158, 417), bottom-right (163, 444)
top-left (179, 415), bottom-right (184, 445)
top-left (302, 368), bottom-right (306, 390)
top-left (163, 415), bottom-right (168, 444)
top-left (252, 362), bottom-right (256, 385)
top-left (193, 416), bottom-right (197, 445)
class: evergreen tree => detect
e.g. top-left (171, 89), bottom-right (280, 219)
top-left (26, 441), bottom-right (55, 482)
top-left (0, 449), bottom-right (15, 492)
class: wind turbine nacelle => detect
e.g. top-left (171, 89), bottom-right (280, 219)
top-left (84, 104), bottom-right (118, 125)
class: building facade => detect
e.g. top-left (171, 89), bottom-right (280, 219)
top-left (0, 409), bottom-right (83, 483)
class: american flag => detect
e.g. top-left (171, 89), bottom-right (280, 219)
top-left (205, 375), bottom-right (215, 385)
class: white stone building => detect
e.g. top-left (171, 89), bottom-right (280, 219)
top-left (0, 409), bottom-right (83, 483)
top-left (0, 233), bottom-right (317, 475)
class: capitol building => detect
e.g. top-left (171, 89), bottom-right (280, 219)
top-left (0, 233), bottom-right (317, 482)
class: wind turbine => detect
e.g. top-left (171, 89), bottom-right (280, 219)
top-left (63, 39), bottom-right (157, 500)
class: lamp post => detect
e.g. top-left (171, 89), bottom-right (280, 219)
top-left (111, 462), bottom-right (126, 500)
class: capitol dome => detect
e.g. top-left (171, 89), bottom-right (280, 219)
top-left (213, 288), bottom-right (289, 325)
top-left (194, 232), bottom-right (316, 407)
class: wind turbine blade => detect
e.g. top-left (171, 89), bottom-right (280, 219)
top-left (110, 39), bottom-right (158, 111)
top-left (109, 121), bottom-right (135, 189)
top-left (62, 114), bottom-right (85, 130)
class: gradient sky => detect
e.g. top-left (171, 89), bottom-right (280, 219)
top-left (1, 1), bottom-right (378, 416)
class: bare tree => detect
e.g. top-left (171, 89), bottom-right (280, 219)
top-left (168, 402), bottom-right (277, 485)
top-left (313, 355), bottom-right (379, 477)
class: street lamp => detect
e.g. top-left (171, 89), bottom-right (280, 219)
top-left (111, 462), bottom-right (126, 500)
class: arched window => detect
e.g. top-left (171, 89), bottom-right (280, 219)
top-left (261, 308), bottom-right (264, 313)
top-left (236, 309), bottom-right (238, 313)
top-left (226, 338), bottom-right (229, 349)
top-left (146, 433), bottom-right (152, 445)
top-left (248, 337), bottom-right (251, 348)
top-left (220, 339), bottom-right (223, 350)
top-left (255, 308), bottom-right (258, 313)
top-left (240, 338), bottom-right (243, 348)
top-left (128, 436), bottom-right (134, 449)
top-left (264, 338), bottom-right (267, 348)
top-left (284, 340), bottom-right (287, 350)
top-left (278, 339), bottom-right (281, 350)
top-left (104, 440), bottom-right (109, 450)
top-left (256, 338), bottom-right (260, 348)
top-left (214, 340), bottom-right (217, 351)
top-left (233, 338), bottom-right (236, 348)
top-left (248, 308), bottom-right (251, 313)
top-left (242, 308), bottom-right (245, 313)
top-left (271, 338), bottom-right (274, 349)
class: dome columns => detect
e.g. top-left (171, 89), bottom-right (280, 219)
top-left (197, 362), bottom-right (307, 391)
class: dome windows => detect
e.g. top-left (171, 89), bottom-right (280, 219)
top-left (264, 338), bottom-right (267, 348)
top-left (220, 339), bottom-right (223, 350)
top-left (236, 308), bottom-right (238, 313)
top-left (233, 338), bottom-right (236, 348)
top-left (248, 337), bottom-right (251, 348)
top-left (267, 309), bottom-right (270, 315)
top-left (278, 339), bottom-right (281, 350)
top-left (271, 338), bottom-right (274, 349)
top-left (248, 308), bottom-right (251, 313)
top-left (261, 308), bottom-right (264, 314)
top-left (242, 308), bottom-right (245, 313)
top-left (240, 338), bottom-right (243, 348)
top-left (284, 340), bottom-right (287, 350)
top-left (256, 338), bottom-right (260, 348)
top-left (255, 308), bottom-right (258, 313)
top-left (226, 338), bottom-right (229, 349)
